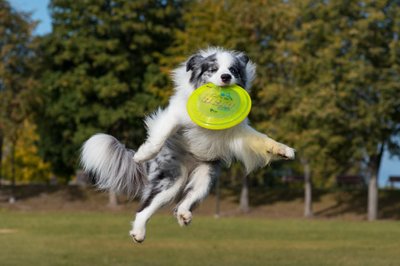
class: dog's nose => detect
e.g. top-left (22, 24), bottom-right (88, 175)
top-left (221, 74), bottom-right (232, 83)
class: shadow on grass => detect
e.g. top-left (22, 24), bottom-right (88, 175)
top-left (379, 190), bottom-right (400, 219)
top-left (0, 184), bottom-right (87, 202)
top-left (1, 184), bottom-right (400, 220)
top-left (313, 189), bottom-right (368, 217)
top-left (312, 189), bottom-right (400, 219)
top-left (220, 185), bottom-right (324, 206)
top-left (216, 183), bottom-right (400, 220)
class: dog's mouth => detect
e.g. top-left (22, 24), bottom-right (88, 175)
top-left (221, 81), bottom-right (233, 86)
top-left (218, 83), bottom-right (231, 87)
top-left (217, 82), bottom-right (245, 89)
top-left (209, 81), bottom-right (234, 87)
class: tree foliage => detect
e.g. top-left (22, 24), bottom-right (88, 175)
top-left (36, 0), bottom-right (185, 178)
top-left (0, 0), bottom-right (38, 183)
top-left (2, 120), bottom-right (52, 183)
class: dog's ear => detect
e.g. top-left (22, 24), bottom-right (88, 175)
top-left (186, 54), bottom-right (204, 72)
top-left (238, 53), bottom-right (249, 65)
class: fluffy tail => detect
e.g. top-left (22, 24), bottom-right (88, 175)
top-left (80, 133), bottom-right (146, 198)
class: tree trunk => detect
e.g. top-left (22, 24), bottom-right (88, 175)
top-left (368, 172), bottom-right (378, 221)
top-left (215, 174), bottom-right (221, 218)
top-left (9, 140), bottom-right (16, 203)
top-left (0, 131), bottom-right (3, 188)
top-left (367, 146), bottom-right (383, 221)
top-left (302, 158), bottom-right (313, 218)
top-left (239, 174), bottom-right (250, 213)
top-left (11, 141), bottom-right (16, 186)
top-left (108, 190), bottom-right (118, 208)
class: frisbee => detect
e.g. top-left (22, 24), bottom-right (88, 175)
top-left (187, 83), bottom-right (252, 130)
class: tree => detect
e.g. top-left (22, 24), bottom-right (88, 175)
top-left (2, 120), bottom-right (52, 183)
top-left (0, 0), bottom-right (37, 190)
top-left (327, 0), bottom-right (400, 220)
top-left (36, 0), bottom-right (185, 180)
top-left (249, 0), bottom-right (400, 220)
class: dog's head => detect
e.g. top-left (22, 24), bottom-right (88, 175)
top-left (185, 47), bottom-right (256, 90)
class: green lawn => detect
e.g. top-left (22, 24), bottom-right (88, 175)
top-left (0, 210), bottom-right (399, 266)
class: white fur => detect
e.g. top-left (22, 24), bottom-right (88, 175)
top-left (81, 133), bottom-right (145, 197)
top-left (81, 133), bottom-right (114, 175)
top-left (209, 52), bottom-right (236, 86)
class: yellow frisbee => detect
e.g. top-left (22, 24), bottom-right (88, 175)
top-left (187, 83), bottom-right (252, 130)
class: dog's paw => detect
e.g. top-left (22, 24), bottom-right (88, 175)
top-left (133, 142), bottom-right (161, 163)
top-left (277, 145), bottom-right (295, 160)
top-left (129, 228), bottom-right (146, 244)
top-left (176, 210), bottom-right (192, 227)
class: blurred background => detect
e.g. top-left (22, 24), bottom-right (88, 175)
top-left (0, 0), bottom-right (399, 265)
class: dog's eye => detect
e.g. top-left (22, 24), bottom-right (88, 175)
top-left (209, 67), bottom-right (218, 73)
top-left (229, 67), bottom-right (238, 76)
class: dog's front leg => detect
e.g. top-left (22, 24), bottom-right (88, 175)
top-left (232, 125), bottom-right (295, 173)
top-left (134, 108), bottom-right (181, 163)
top-left (246, 126), bottom-right (295, 159)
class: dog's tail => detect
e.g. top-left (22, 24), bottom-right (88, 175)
top-left (80, 133), bottom-right (146, 198)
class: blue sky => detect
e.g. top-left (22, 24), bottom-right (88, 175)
top-left (9, 0), bottom-right (52, 35)
top-left (8, 0), bottom-right (399, 187)
top-left (379, 150), bottom-right (400, 188)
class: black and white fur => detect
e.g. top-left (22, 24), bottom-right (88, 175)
top-left (81, 47), bottom-right (295, 243)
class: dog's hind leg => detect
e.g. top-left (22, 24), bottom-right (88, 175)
top-left (174, 163), bottom-right (218, 226)
top-left (130, 166), bottom-right (187, 243)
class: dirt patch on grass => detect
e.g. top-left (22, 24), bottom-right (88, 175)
top-left (0, 228), bottom-right (18, 234)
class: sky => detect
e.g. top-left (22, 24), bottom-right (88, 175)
top-left (9, 0), bottom-right (52, 35)
top-left (8, 0), bottom-right (399, 188)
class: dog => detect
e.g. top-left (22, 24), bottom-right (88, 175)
top-left (81, 47), bottom-right (295, 243)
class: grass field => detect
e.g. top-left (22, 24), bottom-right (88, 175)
top-left (1, 210), bottom-right (400, 266)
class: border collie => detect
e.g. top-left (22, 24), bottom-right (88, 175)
top-left (81, 47), bottom-right (295, 243)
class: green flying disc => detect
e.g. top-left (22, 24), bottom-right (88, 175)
top-left (187, 83), bottom-right (252, 130)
